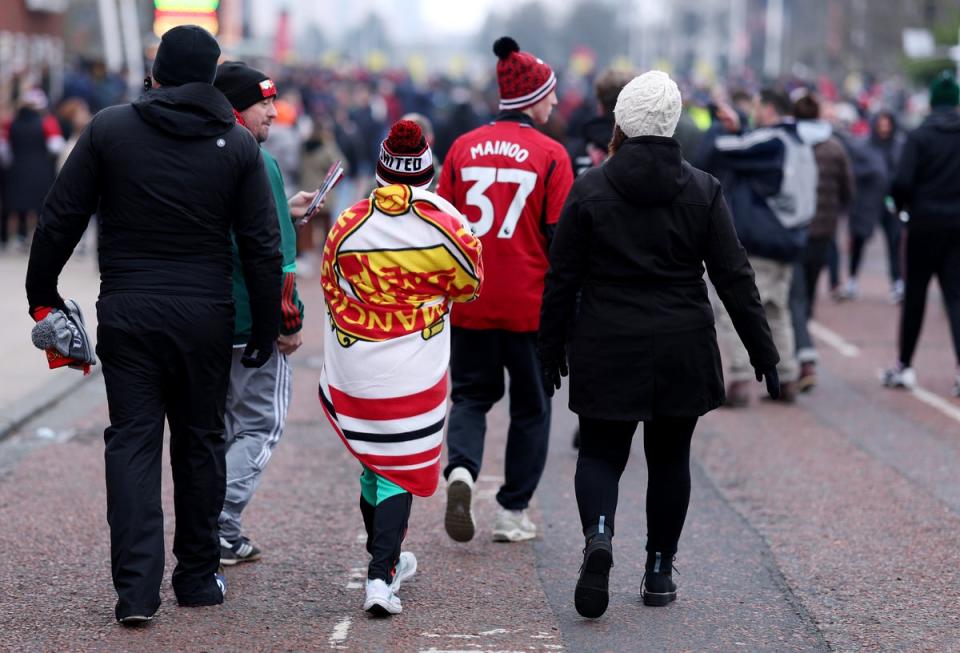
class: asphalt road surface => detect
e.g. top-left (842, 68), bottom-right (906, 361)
top-left (2, 242), bottom-right (959, 652)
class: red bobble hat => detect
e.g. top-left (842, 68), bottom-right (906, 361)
top-left (493, 36), bottom-right (556, 112)
top-left (376, 120), bottom-right (435, 188)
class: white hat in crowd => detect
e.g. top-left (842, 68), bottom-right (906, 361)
top-left (613, 71), bottom-right (682, 138)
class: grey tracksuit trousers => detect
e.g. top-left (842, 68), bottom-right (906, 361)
top-left (218, 345), bottom-right (292, 542)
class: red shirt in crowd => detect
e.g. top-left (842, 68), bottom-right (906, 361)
top-left (438, 113), bottom-right (573, 332)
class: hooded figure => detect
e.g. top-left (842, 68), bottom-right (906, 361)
top-left (538, 70), bottom-right (778, 620)
top-left (883, 71), bottom-right (960, 396)
top-left (25, 25), bottom-right (281, 624)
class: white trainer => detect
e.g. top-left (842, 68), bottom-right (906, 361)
top-left (444, 467), bottom-right (476, 542)
top-left (390, 551), bottom-right (417, 594)
top-left (364, 578), bottom-right (402, 616)
top-left (881, 365), bottom-right (917, 390)
top-left (492, 508), bottom-right (537, 542)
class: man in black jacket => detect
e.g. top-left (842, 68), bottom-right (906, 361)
top-left (25, 25), bottom-right (281, 624)
top-left (883, 71), bottom-right (960, 396)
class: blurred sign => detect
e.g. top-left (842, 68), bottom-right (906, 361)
top-left (154, 0), bottom-right (219, 38)
top-left (25, 0), bottom-right (68, 11)
top-left (902, 28), bottom-right (935, 58)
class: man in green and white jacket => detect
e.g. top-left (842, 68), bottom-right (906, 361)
top-left (214, 62), bottom-right (314, 564)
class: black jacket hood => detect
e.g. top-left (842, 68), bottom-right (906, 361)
top-left (602, 136), bottom-right (691, 206)
top-left (133, 82), bottom-right (235, 138)
top-left (922, 107), bottom-right (960, 133)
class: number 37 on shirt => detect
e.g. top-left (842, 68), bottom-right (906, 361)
top-left (459, 166), bottom-right (538, 239)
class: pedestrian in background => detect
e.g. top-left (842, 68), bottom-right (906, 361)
top-left (319, 120), bottom-right (482, 616)
top-left (566, 68), bottom-right (632, 177)
top-left (883, 71), bottom-right (960, 396)
top-left (699, 87), bottom-right (818, 405)
top-left (868, 110), bottom-right (907, 303)
top-left (299, 117), bottom-right (347, 270)
top-left (539, 71), bottom-right (778, 619)
top-left (55, 98), bottom-right (95, 256)
top-left (2, 89), bottom-right (63, 252)
top-left (792, 92), bottom-right (855, 390)
top-left (437, 36), bottom-right (574, 545)
top-left (213, 61), bottom-right (314, 568)
top-left (25, 26), bottom-right (282, 624)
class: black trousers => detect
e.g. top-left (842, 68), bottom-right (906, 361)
top-left (360, 493), bottom-right (412, 582)
top-left (575, 415), bottom-right (698, 557)
top-left (444, 328), bottom-right (550, 511)
top-left (850, 211), bottom-right (903, 283)
top-left (97, 293), bottom-right (233, 619)
top-left (0, 208), bottom-right (30, 244)
top-left (898, 228), bottom-right (960, 367)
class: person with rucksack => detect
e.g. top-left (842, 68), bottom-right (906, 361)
top-left (699, 87), bottom-right (819, 405)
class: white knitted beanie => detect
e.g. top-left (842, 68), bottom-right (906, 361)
top-left (613, 71), bottom-right (682, 138)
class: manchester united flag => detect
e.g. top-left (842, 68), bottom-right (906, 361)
top-left (319, 184), bottom-right (483, 496)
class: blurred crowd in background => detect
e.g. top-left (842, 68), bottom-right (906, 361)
top-left (0, 56), bottom-right (932, 260)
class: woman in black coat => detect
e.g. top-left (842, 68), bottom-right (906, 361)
top-left (538, 72), bottom-right (779, 619)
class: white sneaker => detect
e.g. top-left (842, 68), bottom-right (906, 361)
top-left (492, 508), bottom-right (537, 542)
top-left (363, 578), bottom-right (402, 616)
top-left (881, 365), bottom-right (917, 390)
top-left (444, 467), bottom-right (476, 542)
top-left (390, 552), bottom-right (417, 594)
top-left (842, 278), bottom-right (860, 300)
top-left (889, 279), bottom-right (905, 304)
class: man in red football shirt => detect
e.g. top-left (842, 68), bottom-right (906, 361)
top-left (437, 36), bottom-right (574, 543)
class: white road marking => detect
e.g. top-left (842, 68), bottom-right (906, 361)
top-left (346, 566), bottom-right (365, 590)
top-left (912, 386), bottom-right (960, 423)
top-left (328, 616), bottom-right (352, 647)
top-left (810, 321), bottom-right (960, 425)
top-left (418, 650), bottom-right (526, 653)
top-left (478, 629), bottom-right (510, 636)
top-left (809, 321), bottom-right (861, 357)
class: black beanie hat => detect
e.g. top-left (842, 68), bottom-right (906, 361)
top-left (152, 25), bottom-right (220, 87)
top-left (214, 61), bottom-right (277, 112)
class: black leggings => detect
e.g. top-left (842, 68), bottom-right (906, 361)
top-left (898, 228), bottom-right (960, 367)
top-left (575, 415), bottom-right (697, 556)
top-left (360, 493), bottom-right (412, 582)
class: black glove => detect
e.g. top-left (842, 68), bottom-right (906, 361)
top-left (241, 338), bottom-right (274, 369)
top-left (540, 348), bottom-right (568, 398)
top-left (756, 366), bottom-right (780, 400)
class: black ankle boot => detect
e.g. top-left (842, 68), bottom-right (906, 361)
top-left (642, 551), bottom-right (677, 606)
top-left (575, 530), bottom-right (613, 618)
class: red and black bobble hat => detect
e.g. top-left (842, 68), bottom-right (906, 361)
top-left (376, 119), bottom-right (435, 189)
top-left (493, 36), bottom-right (556, 112)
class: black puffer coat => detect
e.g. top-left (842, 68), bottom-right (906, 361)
top-left (539, 136), bottom-right (778, 421)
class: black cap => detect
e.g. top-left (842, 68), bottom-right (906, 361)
top-left (214, 61), bottom-right (277, 112)
top-left (152, 25), bottom-right (221, 87)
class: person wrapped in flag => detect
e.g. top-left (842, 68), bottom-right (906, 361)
top-left (318, 120), bottom-right (483, 616)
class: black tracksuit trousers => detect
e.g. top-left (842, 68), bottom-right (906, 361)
top-left (444, 328), bottom-right (550, 511)
top-left (899, 228), bottom-right (960, 367)
top-left (97, 293), bottom-right (233, 620)
top-left (575, 415), bottom-right (698, 556)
